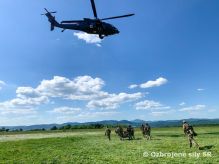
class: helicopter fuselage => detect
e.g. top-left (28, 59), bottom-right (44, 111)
top-left (57, 18), bottom-right (120, 37)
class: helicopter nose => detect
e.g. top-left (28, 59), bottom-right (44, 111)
top-left (115, 29), bottom-right (120, 34)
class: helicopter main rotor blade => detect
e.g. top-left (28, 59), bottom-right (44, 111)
top-left (44, 8), bottom-right (49, 12)
top-left (101, 14), bottom-right (135, 21)
top-left (90, 0), bottom-right (98, 19)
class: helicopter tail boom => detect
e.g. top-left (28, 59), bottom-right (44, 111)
top-left (46, 14), bottom-right (59, 31)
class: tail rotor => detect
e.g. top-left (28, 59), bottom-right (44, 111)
top-left (42, 8), bottom-right (58, 31)
top-left (41, 8), bottom-right (57, 15)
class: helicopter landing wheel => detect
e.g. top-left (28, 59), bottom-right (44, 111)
top-left (99, 34), bottom-right (104, 39)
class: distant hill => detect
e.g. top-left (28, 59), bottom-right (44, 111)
top-left (1, 118), bottom-right (219, 131)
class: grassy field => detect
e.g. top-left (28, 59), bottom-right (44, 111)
top-left (0, 126), bottom-right (218, 163)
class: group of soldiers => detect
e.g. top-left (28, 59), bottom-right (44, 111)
top-left (105, 125), bottom-right (135, 141)
top-left (115, 125), bottom-right (135, 140)
top-left (105, 123), bottom-right (150, 141)
top-left (105, 120), bottom-right (199, 149)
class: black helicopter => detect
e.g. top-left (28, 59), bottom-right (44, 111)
top-left (42, 0), bottom-right (134, 39)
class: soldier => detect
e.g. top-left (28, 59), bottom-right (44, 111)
top-left (141, 124), bottom-right (145, 136)
top-left (105, 126), bottom-right (111, 141)
top-left (144, 123), bottom-right (151, 140)
top-left (182, 121), bottom-right (199, 148)
top-left (130, 126), bottom-right (135, 139)
top-left (118, 125), bottom-right (123, 137)
top-left (127, 125), bottom-right (133, 140)
top-left (115, 126), bottom-right (124, 140)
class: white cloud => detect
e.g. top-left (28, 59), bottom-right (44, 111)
top-left (0, 86), bottom-right (48, 116)
top-left (0, 100), bottom-right (37, 115)
top-left (74, 32), bottom-right (102, 47)
top-left (179, 105), bottom-right (206, 112)
top-left (179, 102), bottom-right (186, 106)
top-left (0, 81), bottom-right (5, 85)
top-left (197, 88), bottom-right (205, 91)
top-left (96, 44), bottom-right (101, 47)
top-left (0, 75), bottom-right (143, 114)
top-left (16, 87), bottom-right (41, 98)
top-left (0, 105), bottom-right (36, 119)
top-left (0, 108), bottom-right (37, 115)
top-left (36, 76), bottom-right (105, 100)
top-left (0, 80), bottom-right (6, 90)
top-left (13, 87), bottom-right (49, 107)
top-left (52, 106), bottom-right (81, 115)
top-left (18, 76), bottom-right (142, 110)
top-left (135, 100), bottom-right (170, 110)
top-left (129, 77), bottom-right (168, 89)
top-left (1, 76), bottom-right (105, 114)
top-left (140, 77), bottom-right (168, 88)
top-left (128, 84), bottom-right (138, 89)
top-left (87, 92), bottom-right (142, 109)
top-left (10, 96), bottom-right (49, 107)
top-left (0, 96), bottom-right (48, 110)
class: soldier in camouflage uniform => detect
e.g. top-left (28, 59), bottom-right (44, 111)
top-left (144, 123), bottom-right (151, 140)
top-left (127, 125), bottom-right (134, 140)
top-left (182, 121), bottom-right (199, 148)
top-left (141, 124), bottom-right (144, 136)
top-left (105, 126), bottom-right (111, 141)
top-left (115, 126), bottom-right (125, 140)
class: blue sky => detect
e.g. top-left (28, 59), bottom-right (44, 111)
top-left (0, 0), bottom-right (219, 126)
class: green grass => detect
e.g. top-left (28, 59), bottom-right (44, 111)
top-left (0, 126), bottom-right (218, 163)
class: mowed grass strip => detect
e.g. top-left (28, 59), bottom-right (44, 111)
top-left (0, 126), bottom-right (218, 163)
top-left (0, 130), bottom-right (103, 142)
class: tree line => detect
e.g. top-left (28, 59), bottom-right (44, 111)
top-left (0, 124), bottom-right (130, 132)
top-left (51, 123), bottom-right (105, 130)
